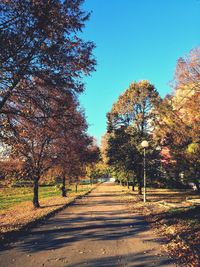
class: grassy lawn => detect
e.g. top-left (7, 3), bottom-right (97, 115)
top-left (0, 184), bottom-right (91, 211)
top-left (0, 183), bottom-right (95, 238)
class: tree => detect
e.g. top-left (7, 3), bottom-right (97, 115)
top-left (100, 133), bottom-right (110, 165)
top-left (152, 47), bottom-right (200, 191)
top-left (174, 47), bottom-right (200, 92)
top-left (1, 79), bottom-right (88, 207)
top-left (0, 158), bottom-right (23, 186)
top-left (0, 0), bottom-right (96, 110)
top-left (54, 123), bottom-right (99, 197)
top-left (86, 160), bottom-right (109, 184)
top-left (106, 80), bottom-right (160, 194)
top-left (0, 0), bottom-right (97, 207)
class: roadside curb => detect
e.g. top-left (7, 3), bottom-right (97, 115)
top-left (0, 184), bottom-right (99, 248)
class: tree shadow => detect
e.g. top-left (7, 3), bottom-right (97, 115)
top-left (146, 189), bottom-right (198, 203)
top-left (40, 204), bottom-right (64, 208)
top-left (8, 212), bottom-right (150, 252)
top-left (0, 186), bottom-right (174, 267)
top-left (65, 251), bottom-right (173, 267)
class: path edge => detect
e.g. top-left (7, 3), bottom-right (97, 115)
top-left (0, 183), bottom-right (100, 248)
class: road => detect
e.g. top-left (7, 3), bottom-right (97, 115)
top-left (0, 183), bottom-right (175, 267)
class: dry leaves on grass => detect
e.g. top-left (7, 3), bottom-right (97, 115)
top-left (160, 222), bottom-right (200, 267)
top-left (119, 187), bottom-right (200, 267)
top-left (143, 206), bottom-right (200, 266)
top-left (0, 190), bottom-right (90, 235)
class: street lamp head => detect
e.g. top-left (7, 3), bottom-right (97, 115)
top-left (141, 140), bottom-right (149, 148)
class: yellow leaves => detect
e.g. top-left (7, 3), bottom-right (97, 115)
top-left (2, 120), bottom-right (8, 127)
top-left (138, 80), bottom-right (151, 88)
top-left (186, 143), bottom-right (199, 154)
top-left (165, 225), bottom-right (176, 235)
top-left (162, 116), bottom-right (174, 126)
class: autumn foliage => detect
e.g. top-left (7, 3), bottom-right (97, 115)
top-left (105, 47), bottom-right (200, 193)
top-left (0, 0), bottom-right (97, 208)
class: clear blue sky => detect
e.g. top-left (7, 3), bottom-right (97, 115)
top-left (79, 0), bottom-right (200, 144)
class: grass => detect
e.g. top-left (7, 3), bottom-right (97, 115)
top-left (168, 205), bottom-right (200, 226)
top-left (122, 185), bottom-right (200, 203)
top-left (0, 183), bottom-right (96, 238)
top-left (0, 184), bottom-right (91, 211)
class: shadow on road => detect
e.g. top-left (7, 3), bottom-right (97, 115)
top-left (1, 192), bottom-right (152, 253)
top-left (0, 184), bottom-right (176, 267)
top-left (65, 251), bottom-right (172, 267)
top-left (0, 186), bottom-right (174, 267)
top-left (14, 213), bottom-right (150, 253)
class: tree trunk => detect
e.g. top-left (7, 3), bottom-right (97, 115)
top-left (33, 176), bottom-right (40, 208)
top-left (132, 175), bottom-right (135, 191)
top-left (138, 182), bottom-right (142, 195)
top-left (127, 180), bottom-right (129, 189)
top-left (76, 183), bottom-right (78, 193)
top-left (136, 165), bottom-right (142, 195)
top-left (61, 173), bottom-right (67, 197)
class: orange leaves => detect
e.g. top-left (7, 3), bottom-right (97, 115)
top-left (174, 46), bottom-right (200, 89)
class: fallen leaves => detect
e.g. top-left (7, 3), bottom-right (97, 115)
top-left (120, 186), bottom-right (200, 266)
top-left (144, 206), bottom-right (200, 266)
top-left (0, 186), bottom-right (94, 241)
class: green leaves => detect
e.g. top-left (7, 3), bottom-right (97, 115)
top-left (106, 80), bottom-right (161, 193)
top-left (108, 80), bottom-right (159, 136)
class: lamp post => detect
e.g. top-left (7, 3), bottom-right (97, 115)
top-left (141, 140), bottom-right (149, 203)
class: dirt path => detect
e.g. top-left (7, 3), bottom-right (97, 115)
top-left (0, 183), bottom-right (175, 267)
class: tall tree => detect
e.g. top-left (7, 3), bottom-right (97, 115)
top-left (1, 79), bottom-right (87, 207)
top-left (174, 47), bottom-right (200, 92)
top-left (0, 0), bottom-right (97, 207)
top-left (107, 80), bottom-right (160, 194)
top-left (54, 121), bottom-right (99, 197)
top-left (153, 47), bottom-right (200, 190)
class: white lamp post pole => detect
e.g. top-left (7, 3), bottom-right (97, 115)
top-left (143, 147), bottom-right (147, 203)
top-left (141, 140), bottom-right (149, 203)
